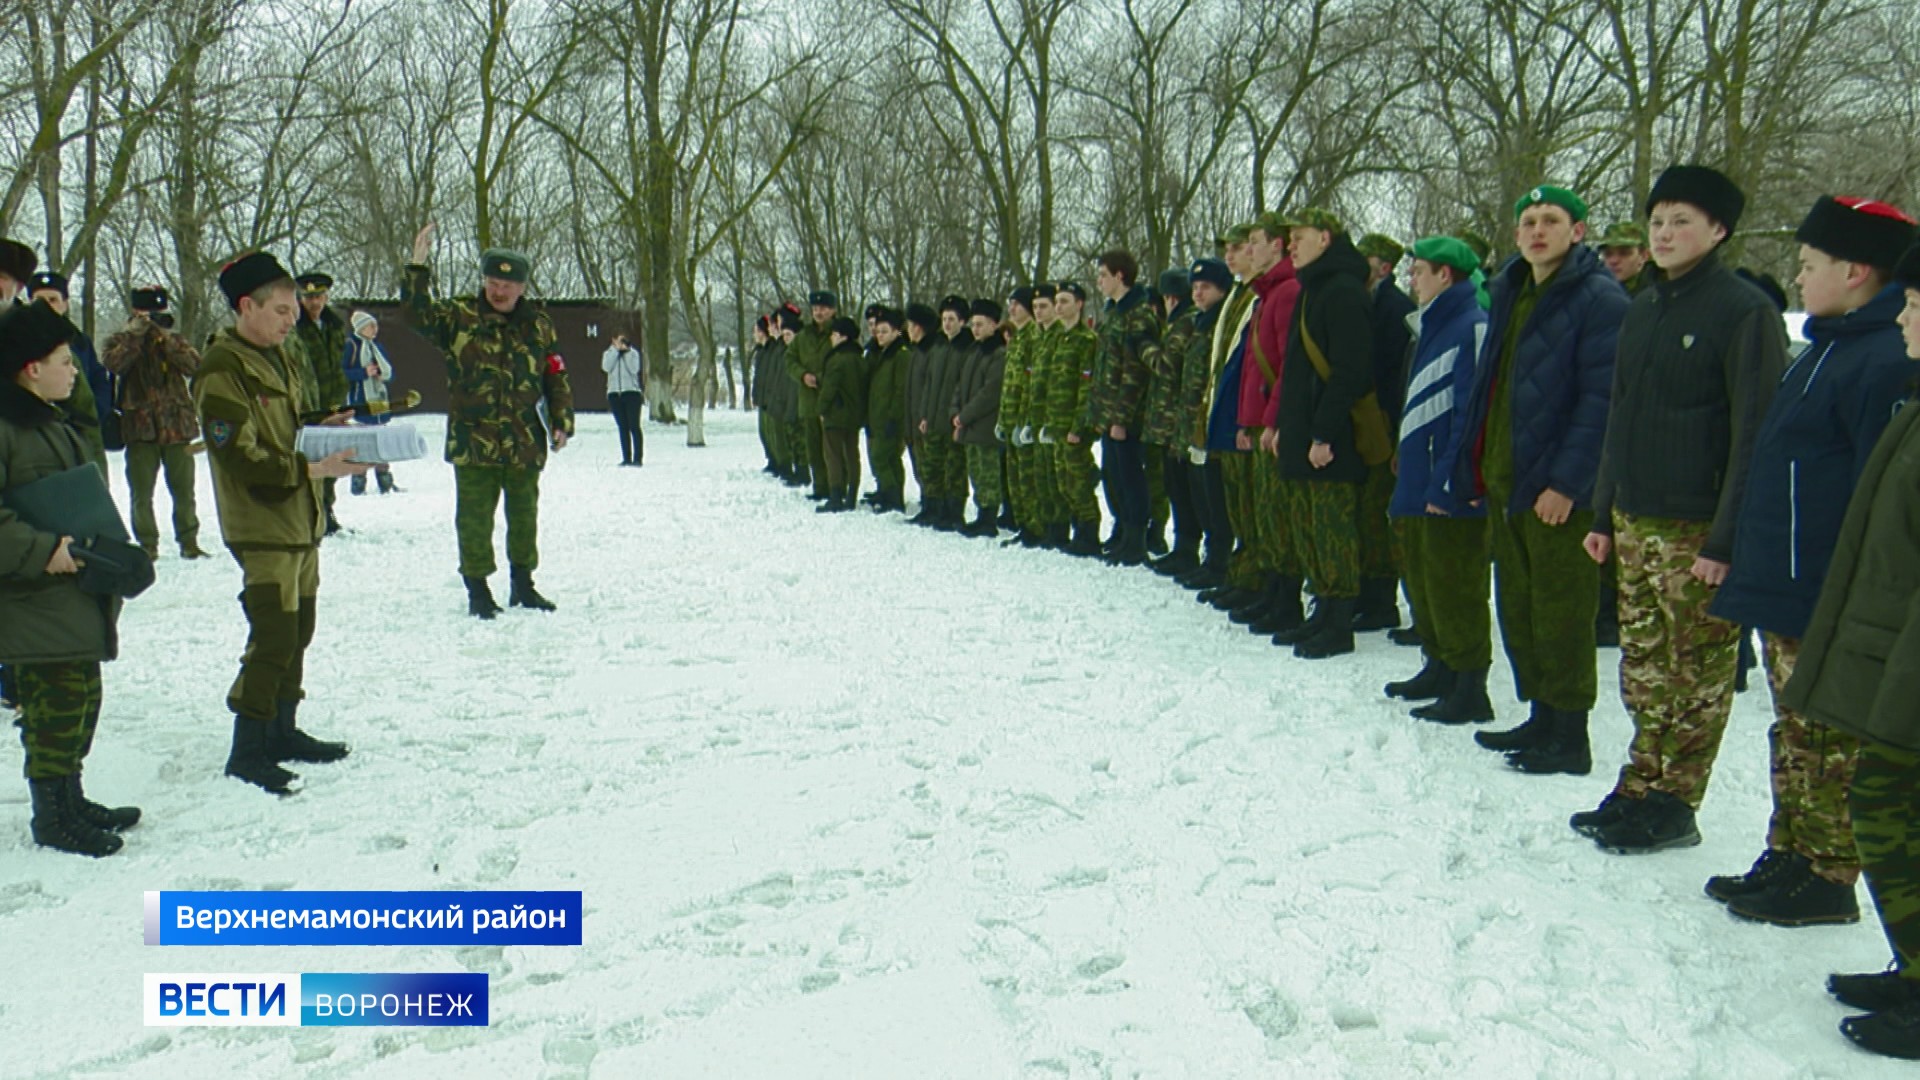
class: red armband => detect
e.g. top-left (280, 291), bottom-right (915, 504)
top-left (545, 353), bottom-right (567, 374)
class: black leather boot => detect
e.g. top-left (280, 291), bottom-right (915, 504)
top-left (66, 772), bottom-right (140, 831)
top-left (1385, 657), bottom-right (1454, 701)
top-left (509, 566), bottom-right (557, 611)
top-left (273, 698), bottom-right (350, 764)
top-left (1506, 708), bottom-right (1593, 775)
top-left (1413, 666), bottom-right (1495, 724)
top-left (465, 575), bottom-right (502, 620)
top-left (30, 777), bottom-right (123, 856)
top-left (1292, 597), bottom-right (1357, 659)
top-left (226, 715), bottom-right (299, 795)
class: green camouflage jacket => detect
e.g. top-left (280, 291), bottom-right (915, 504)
top-left (294, 307), bottom-right (349, 414)
top-left (401, 263), bottom-right (574, 470)
top-left (1045, 321), bottom-right (1099, 437)
top-left (1140, 300), bottom-right (1196, 446)
top-left (1180, 304), bottom-right (1219, 449)
top-left (1084, 285), bottom-right (1161, 433)
top-left (997, 322), bottom-right (1036, 437)
top-left (1022, 323), bottom-right (1062, 433)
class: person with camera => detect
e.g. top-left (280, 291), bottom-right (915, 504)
top-left (602, 331), bottom-right (646, 466)
top-left (102, 286), bottom-right (208, 561)
top-left (0, 300), bottom-right (143, 855)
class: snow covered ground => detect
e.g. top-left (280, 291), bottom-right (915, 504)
top-left (0, 410), bottom-right (1902, 1079)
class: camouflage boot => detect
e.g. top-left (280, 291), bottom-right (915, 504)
top-left (29, 777), bottom-right (123, 857)
top-left (509, 566), bottom-right (557, 611)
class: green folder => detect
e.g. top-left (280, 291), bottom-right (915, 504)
top-left (1, 464), bottom-right (131, 543)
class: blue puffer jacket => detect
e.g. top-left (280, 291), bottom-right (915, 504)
top-left (1392, 281), bottom-right (1489, 518)
top-left (1206, 327), bottom-right (1249, 452)
top-left (1711, 284), bottom-right (1914, 638)
top-left (1453, 245), bottom-right (1629, 512)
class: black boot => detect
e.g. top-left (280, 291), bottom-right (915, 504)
top-left (1413, 665), bottom-right (1493, 723)
top-left (1388, 625), bottom-right (1423, 648)
top-left (29, 777), bottom-right (123, 856)
top-left (1149, 545), bottom-right (1199, 578)
top-left (1143, 520), bottom-right (1169, 556)
top-left (1842, 999), bottom-right (1920, 1060)
top-left (815, 490), bottom-right (843, 513)
top-left (1113, 525), bottom-right (1147, 566)
top-left (66, 772), bottom-right (140, 831)
top-left (1506, 708), bottom-right (1592, 775)
top-left (1592, 790), bottom-right (1701, 854)
top-left (1351, 577), bottom-right (1401, 632)
top-left (1065, 521), bottom-right (1103, 558)
top-left (225, 715), bottom-right (299, 795)
top-left (465, 575), bottom-right (502, 620)
top-left (509, 566), bottom-right (557, 611)
top-left (1569, 792), bottom-right (1633, 838)
top-left (1475, 703), bottom-right (1552, 753)
top-left (998, 502), bottom-right (1018, 530)
top-left (1045, 522), bottom-right (1071, 550)
top-left (1272, 596), bottom-right (1328, 646)
top-left (1725, 860), bottom-right (1860, 926)
top-left (932, 498), bottom-right (962, 532)
top-left (960, 511), bottom-right (999, 539)
top-left (1249, 578), bottom-right (1306, 636)
top-left (1706, 849), bottom-right (1805, 904)
top-left (1293, 597), bottom-right (1357, 659)
top-left (1385, 657), bottom-right (1454, 701)
top-left (907, 498), bottom-right (937, 525)
top-left (1831, 967), bottom-right (1920, 1013)
top-left (1228, 580), bottom-right (1279, 625)
top-left (272, 698), bottom-right (350, 764)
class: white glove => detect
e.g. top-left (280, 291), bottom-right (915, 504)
top-left (1017, 425), bottom-right (1034, 446)
top-left (1187, 447), bottom-right (1208, 466)
top-left (994, 424), bottom-right (1007, 441)
top-left (1038, 428), bottom-right (1056, 445)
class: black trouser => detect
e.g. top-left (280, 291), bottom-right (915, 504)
top-left (1192, 456), bottom-right (1233, 562)
top-left (1100, 436), bottom-right (1149, 528)
top-left (1161, 447), bottom-right (1201, 552)
top-left (611, 392), bottom-right (645, 463)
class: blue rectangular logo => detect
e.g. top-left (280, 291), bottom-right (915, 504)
top-left (145, 973), bottom-right (486, 1027)
top-left (145, 890), bottom-right (581, 946)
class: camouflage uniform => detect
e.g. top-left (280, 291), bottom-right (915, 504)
top-left (1761, 634), bottom-right (1862, 884)
top-left (1399, 517), bottom-right (1492, 671)
top-left (1612, 513), bottom-right (1742, 809)
top-left (1085, 286), bottom-right (1160, 533)
top-left (1047, 321), bottom-right (1101, 529)
top-left (294, 306), bottom-right (349, 525)
top-left (1142, 301), bottom-right (1196, 545)
top-left (1359, 465), bottom-right (1398, 577)
top-left (998, 322), bottom-right (1037, 531)
top-left (101, 319), bottom-right (202, 554)
top-left (12, 663), bottom-right (102, 780)
top-left (1022, 323), bottom-right (1065, 529)
top-left (401, 263), bottom-right (574, 579)
top-left (1852, 742), bottom-right (1920, 974)
top-left (1211, 285), bottom-right (1261, 587)
top-left (1277, 478), bottom-right (1360, 598)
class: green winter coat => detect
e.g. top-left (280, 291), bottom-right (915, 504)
top-left (998, 322), bottom-right (1036, 438)
top-left (1782, 399), bottom-right (1920, 751)
top-left (929, 329), bottom-right (971, 430)
top-left (865, 337), bottom-right (911, 441)
top-left (818, 340), bottom-right (868, 431)
top-left (1046, 322), bottom-right (1099, 438)
top-left (192, 328), bottom-right (327, 551)
top-left (401, 263), bottom-right (575, 470)
top-left (955, 338), bottom-right (1006, 447)
top-left (0, 383), bottom-right (119, 664)
top-left (294, 306), bottom-right (350, 414)
top-left (1085, 286), bottom-right (1161, 433)
top-left (786, 323), bottom-right (832, 420)
top-left (1141, 300), bottom-right (1197, 446)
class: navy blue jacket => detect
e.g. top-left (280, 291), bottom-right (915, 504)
top-left (71, 331), bottom-right (114, 433)
top-left (1453, 245), bottom-right (1628, 513)
top-left (1370, 278), bottom-right (1417, 426)
top-left (1392, 281), bottom-right (1489, 517)
top-left (1711, 284), bottom-right (1914, 637)
top-left (1206, 314), bottom-right (1249, 452)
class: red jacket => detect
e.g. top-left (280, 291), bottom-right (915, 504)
top-left (1237, 259), bottom-right (1300, 429)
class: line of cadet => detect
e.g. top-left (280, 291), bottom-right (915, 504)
top-left (745, 165), bottom-right (1920, 1061)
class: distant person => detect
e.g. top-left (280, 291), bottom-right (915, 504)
top-left (26, 270), bottom-right (111, 473)
top-left (342, 311), bottom-right (400, 494)
top-left (101, 286), bottom-right (208, 561)
top-left (602, 332), bottom-right (645, 466)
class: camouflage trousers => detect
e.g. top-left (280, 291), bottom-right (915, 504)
top-left (1852, 740), bottom-right (1920, 975)
top-left (1146, 451), bottom-right (1169, 532)
top-left (1007, 445), bottom-right (1042, 531)
top-left (966, 444), bottom-right (1005, 515)
top-left (1490, 492), bottom-right (1598, 711)
top-left (1053, 438), bottom-right (1101, 527)
top-left (866, 430), bottom-right (905, 497)
top-left (1359, 464), bottom-right (1398, 578)
top-left (822, 426), bottom-right (862, 492)
top-left (785, 419), bottom-right (808, 481)
top-left (802, 417), bottom-right (828, 496)
top-left (1249, 445), bottom-right (1298, 579)
top-left (1219, 451), bottom-right (1262, 588)
top-left (1398, 515), bottom-right (1492, 672)
top-left (917, 431), bottom-right (951, 499)
top-left (12, 662), bottom-right (102, 779)
top-left (229, 547), bottom-right (319, 724)
top-left (1277, 478), bottom-right (1360, 599)
top-left (1611, 513), bottom-right (1741, 809)
top-left (1761, 634), bottom-right (1862, 884)
top-left (125, 440), bottom-right (200, 552)
top-left (907, 433), bottom-right (925, 493)
top-left (454, 465), bottom-right (541, 578)
top-left (1029, 441), bottom-right (1064, 527)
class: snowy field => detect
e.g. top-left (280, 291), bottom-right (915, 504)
top-left (0, 409), bottom-right (1901, 1079)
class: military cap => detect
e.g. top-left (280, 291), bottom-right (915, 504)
top-left (1056, 281), bottom-right (1087, 302)
top-left (808, 289), bottom-right (838, 309)
top-left (776, 307), bottom-right (803, 332)
top-left (1355, 233), bottom-right (1406, 265)
top-left (27, 270), bottom-right (68, 298)
top-left (938, 294), bottom-right (970, 318)
top-left (1410, 236), bottom-right (1482, 275)
top-left (0, 238), bottom-right (35, 284)
top-left (0, 299), bottom-right (78, 376)
top-left (863, 303), bottom-right (884, 321)
top-left (904, 302), bottom-right (939, 332)
top-left (970, 298), bottom-right (1003, 322)
top-left (1514, 184), bottom-right (1589, 223)
top-left (1008, 285), bottom-right (1035, 309)
top-left (1033, 283), bottom-right (1058, 301)
top-left (130, 285), bottom-right (169, 312)
top-left (1157, 268), bottom-right (1191, 300)
top-left (755, 314), bottom-right (769, 331)
top-left (1189, 257), bottom-right (1232, 291)
top-left (1223, 223), bottom-right (1256, 245)
top-left (1895, 243), bottom-right (1920, 292)
top-left (1253, 210), bottom-right (1296, 239)
top-left (1794, 196), bottom-right (1918, 271)
top-left (479, 248), bottom-right (531, 284)
top-left (295, 272), bottom-right (334, 294)
top-left (828, 315), bottom-right (860, 340)
top-left (1291, 207), bottom-right (1344, 234)
top-left (1595, 222), bottom-right (1648, 250)
top-left (217, 252), bottom-right (293, 309)
top-left (873, 305), bottom-right (905, 330)
top-left (1646, 164), bottom-right (1745, 231)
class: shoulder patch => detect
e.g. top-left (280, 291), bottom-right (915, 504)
top-left (546, 353), bottom-right (567, 374)
top-left (206, 418), bottom-right (235, 449)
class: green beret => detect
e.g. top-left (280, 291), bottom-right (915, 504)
top-left (480, 248), bottom-right (531, 284)
top-left (1513, 184), bottom-right (1589, 223)
top-left (1292, 207), bottom-right (1344, 234)
top-left (1223, 223), bottom-right (1256, 244)
top-left (1410, 236), bottom-right (1482, 275)
top-left (1595, 221), bottom-right (1648, 249)
top-left (1355, 233), bottom-right (1405, 264)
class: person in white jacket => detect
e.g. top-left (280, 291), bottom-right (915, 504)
top-left (602, 333), bottom-right (645, 466)
top-left (343, 310), bottom-right (399, 494)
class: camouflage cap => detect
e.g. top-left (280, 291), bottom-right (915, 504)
top-left (1253, 211), bottom-right (1297, 239)
top-left (1355, 233), bottom-right (1405, 265)
top-left (480, 248), bottom-right (531, 284)
top-left (1223, 222), bottom-right (1256, 244)
top-left (1291, 207), bottom-right (1344, 234)
top-left (1596, 221), bottom-right (1649, 249)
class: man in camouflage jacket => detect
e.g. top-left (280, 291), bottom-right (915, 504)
top-left (403, 225), bottom-right (574, 618)
top-left (1085, 250), bottom-right (1162, 565)
top-left (294, 272), bottom-right (350, 535)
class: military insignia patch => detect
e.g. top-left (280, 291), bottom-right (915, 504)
top-left (1682, 334), bottom-right (1696, 349)
top-left (207, 419), bottom-right (234, 448)
top-left (545, 353), bottom-right (567, 374)
top-left (499, 261), bottom-right (513, 273)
